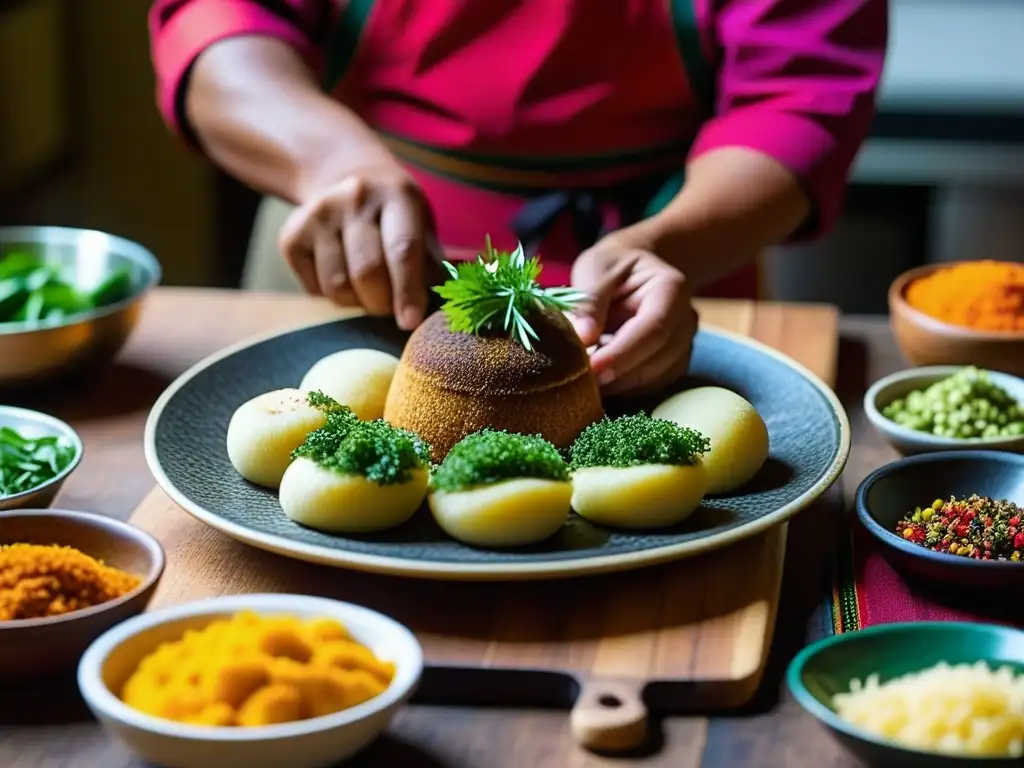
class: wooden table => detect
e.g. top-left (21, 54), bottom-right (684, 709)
top-left (0, 289), bottom-right (903, 768)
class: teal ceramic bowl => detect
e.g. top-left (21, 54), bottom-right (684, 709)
top-left (788, 622), bottom-right (1024, 767)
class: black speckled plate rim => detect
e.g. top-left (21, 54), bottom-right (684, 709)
top-left (144, 317), bottom-right (852, 581)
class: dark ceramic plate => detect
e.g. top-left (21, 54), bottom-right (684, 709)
top-left (144, 317), bottom-right (850, 580)
top-left (788, 621), bottom-right (1024, 767)
top-left (855, 451), bottom-right (1024, 589)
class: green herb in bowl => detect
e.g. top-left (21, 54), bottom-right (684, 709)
top-left (881, 367), bottom-right (1024, 439)
top-left (0, 426), bottom-right (77, 497)
top-left (0, 250), bottom-right (134, 327)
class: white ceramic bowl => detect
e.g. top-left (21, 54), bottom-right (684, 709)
top-left (77, 594), bottom-right (423, 768)
top-left (865, 366), bottom-right (1024, 456)
top-left (0, 405), bottom-right (83, 510)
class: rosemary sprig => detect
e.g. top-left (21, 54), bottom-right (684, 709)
top-left (433, 236), bottom-right (586, 351)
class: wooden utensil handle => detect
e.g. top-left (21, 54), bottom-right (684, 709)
top-left (570, 677), bottom-right (648, 752)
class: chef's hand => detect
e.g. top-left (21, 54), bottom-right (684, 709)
top-left (569, 237), bottom-right (698, 396)
top-left (278, 163), bottom-right (436, 331)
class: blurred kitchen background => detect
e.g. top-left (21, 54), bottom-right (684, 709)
top-left (2, 0), bottom-right (1022, 313)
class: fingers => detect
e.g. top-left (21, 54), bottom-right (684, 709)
top-left (380, 194), bottom-right (428, 330)
top-left (601, 319), bottom-right (695, 396)
top-left (342, 218), bottom-right (391, 315)
top-left (312, 228), bottom-right (355, 304)
top-left (590, 272), bottom-right (683, 381)
top-left (278, 210), bottom-right (321, 296)
top-left (569, 250), bottom-right (633, 346)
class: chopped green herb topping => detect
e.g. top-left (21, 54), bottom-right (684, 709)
top-left (568, 414), bottom-right (710, 470)
top-left (430, 429), bottom-right (569, 492)
top-left (292, 403), bottom-right (431, 485)
top-left (433, 236), bottom-right (586, 351)
top-left (306, 390), bottom-right (357, 417)
top-left (0, 426), bottom-right (77, 497)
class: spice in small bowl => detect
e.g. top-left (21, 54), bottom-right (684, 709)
top-left (120, 610), bottom-right (396, 727)
top-left (0, 543), bottom-right (142, 621)
top-left (896, 494), bottom-right (1024, 563)
top-left (904, 260), bottom-right (1024, 333)
top-left (880, 367), bottom-right (1023, 439)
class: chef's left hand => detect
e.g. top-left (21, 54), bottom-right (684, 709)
top-left (569, 236), bottom-right (698, 396)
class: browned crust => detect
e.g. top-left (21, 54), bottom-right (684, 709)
top-left (384, 359), bottom-right (604, 463)
top-left (400, 308), bottom-right (592, 395)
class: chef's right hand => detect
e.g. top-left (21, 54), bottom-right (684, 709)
top-left (278, 163), bottom-right (435, 331)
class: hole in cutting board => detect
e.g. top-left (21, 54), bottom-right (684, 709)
top-left (599, 694), bottom-right (622, 708)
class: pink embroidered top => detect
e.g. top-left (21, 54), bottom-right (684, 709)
top-left (149, 0), bottom-right (886, 297)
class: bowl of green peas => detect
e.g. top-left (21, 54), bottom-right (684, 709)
top-left (0, 226), bottom-right (161, 387)
top-left (865, 366), bottom-right (1024, 456)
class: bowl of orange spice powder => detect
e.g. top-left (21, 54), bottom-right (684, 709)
top-left (0, 509), bottom-right (164, 683)
top-left (890, 260), bottom-right (1024, 376)
top-left (77, 593), bottom-right (423, 768)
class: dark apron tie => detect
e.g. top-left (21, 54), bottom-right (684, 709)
top-left (509, 169), bottom-right (686, 256)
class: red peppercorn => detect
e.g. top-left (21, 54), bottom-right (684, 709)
top-left (1014, 533), bottom-right (1024, 549)
top-left (956, 524), bottom-right (970, 537)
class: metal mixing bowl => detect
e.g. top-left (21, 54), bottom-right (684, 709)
top-left (0, 405), bottom-right (84, 511)
top-left (0, 226), bottom-right (161, 386)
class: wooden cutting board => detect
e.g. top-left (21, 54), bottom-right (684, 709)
top-left (128, 300), bottom-right (839, 752)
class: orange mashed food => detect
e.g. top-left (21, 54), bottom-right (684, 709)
top-left (121, 611), bottom-right (395, 727)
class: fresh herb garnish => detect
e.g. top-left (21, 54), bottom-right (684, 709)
top-left (0, 426), bottom-right (77, 497)
top-left (433, 236), bottom-right (587, 351)
top-left (431, 429), bottom-right (569, 492)
top-left (0, 250), bottom-right (134, 327)
top-left (568, 414), bottom-right (710, 470)
top-left (293, 395), bottom-right (431, 485)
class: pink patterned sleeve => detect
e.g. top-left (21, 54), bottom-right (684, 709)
top-left (691, 0), bottom-right (888, 238)
top-left (149, 0), bottom-right (328, 141)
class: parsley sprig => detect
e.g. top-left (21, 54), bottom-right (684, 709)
top-left (433, 236), bottom-right (587, 351)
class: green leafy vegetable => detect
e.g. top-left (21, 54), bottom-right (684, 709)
top-left (431, 429), bottom-right (569, 492)
top-left (293, 392), bottom-right (431, 485)
top-left (0, 250), bottom-right (136, 327)
top-left (433, 236), bottom-right (586, 351)
top-left (568, 414), bottom-right (710, 470)
top-left (0, 426), bottom-right (77, 497)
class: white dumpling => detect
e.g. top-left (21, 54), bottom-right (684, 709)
top-left (428, 479), bottom-right (572, 547)
top-left (570, 463), bottom-right (708, 529)
top-left (300, 348), bottom-right (400, 421)
top-left (279, 457), bottom-right (428, 533)
top-left (652, 386), bottom-right (769, 495)
top-left (226, 388), bottom-right (327, 488)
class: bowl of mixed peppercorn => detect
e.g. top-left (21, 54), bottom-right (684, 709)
top-left (856, 451), bottom-right (1024, 589)
top-left (865, 366), bottom-right (1024, 456)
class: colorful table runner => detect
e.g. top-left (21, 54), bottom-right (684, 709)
top-left (831, 513), bottom-right (1022, 633)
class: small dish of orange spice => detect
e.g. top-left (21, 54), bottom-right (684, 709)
top-left (120, 610), bottom-right (396, 727)
top-left (77, 594), bottom-right (423, 768)
top-left (0, 542), bottom-right (140, 621)
top-left (905, 260), bottom-right (1024, 333)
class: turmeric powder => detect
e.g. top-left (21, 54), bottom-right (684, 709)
top-left (121, 611), bottom-right (395, 727)
top-left (0, 543), bottom-right (140, 621)
top-left (905, 260), bottom-right (1024, 332)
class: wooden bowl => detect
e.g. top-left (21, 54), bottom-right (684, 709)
top-left (854, 451), bottom-right (1024, 590)
top-left (0, 509), bottom-right (164, 682)
top-left (889, 264), bottom-right (1024, 376)
top-left (788, 621), bottom-right (1024, 767)
top-left (78, 594), bottom-right (423, 768)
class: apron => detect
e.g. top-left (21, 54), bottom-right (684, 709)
top-left (243, 0), bottom-right (760, 299)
